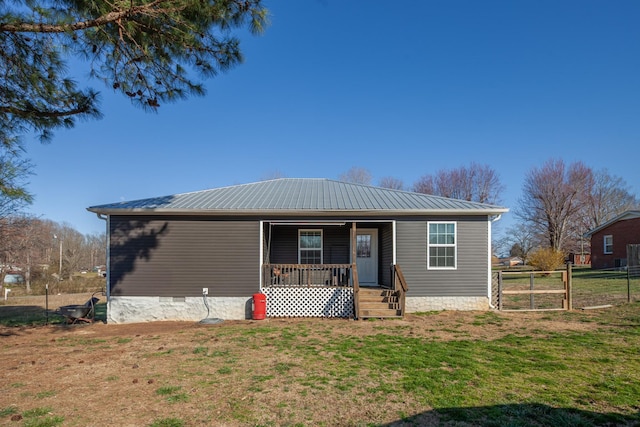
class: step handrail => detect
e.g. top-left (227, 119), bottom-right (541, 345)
top-left (352, 262), bottom-right (360, 319)
top-left (392, 264), bottom-right (408, 315)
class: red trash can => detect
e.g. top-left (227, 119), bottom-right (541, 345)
top-left (252, 293), bottom-right (266, 320)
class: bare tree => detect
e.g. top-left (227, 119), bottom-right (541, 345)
top-left (86, 233), bottom-right (107, 270)
top-left (413, 163), bottom-right (504, 204)
top-left (0, 216), bottom-right (28, 271)
top-left (0, 216), bottom-right (57, 290)
top-left (516, 159), bottom-right (594, 252)
top-left (562, 168), bottom-right (639, 256)
top-left (378, 176), bottom-right (404, 190)
top-left (413, 174), bottom-right (435, 195)
top-left (1, 215), bottom-right (106, 287)
top-left (339, 167), bottom-right (372, 185)
top-left (583, 169), bottom-right (639, 228)
top-left (12, 216), bottom-right (41, 292)
top-left (51, 223), bottom-right (87, 279)
top-left (500, 222), bottom-right (539, 265)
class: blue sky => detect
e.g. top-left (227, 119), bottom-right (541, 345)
top-left (23, 0), bottom-right (640, 239)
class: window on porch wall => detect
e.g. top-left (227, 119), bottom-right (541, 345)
top-left (299, 230), bottom-right (323, 264)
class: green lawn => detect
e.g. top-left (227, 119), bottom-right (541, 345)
top-left (1, 303), bottom-right (639, 426)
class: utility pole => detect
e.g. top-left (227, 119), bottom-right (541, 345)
top-left (53, 234), bottom-right (62, 280)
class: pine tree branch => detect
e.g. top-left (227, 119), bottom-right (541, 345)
top-left (0, 105), bottom-right (92, 118)
top-left (0, 1), bottom-right (166, 33)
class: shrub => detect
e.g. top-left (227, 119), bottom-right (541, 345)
top-left (528, 248), bottom-right (566, 271)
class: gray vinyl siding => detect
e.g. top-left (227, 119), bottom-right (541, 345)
top-left (396, 217), bottom-right (489, 297)
top-left (267, 226), bottom-right (297, 263)
top-left (266, 223), bottom-right (391, 276)
top-left (107, 214), bottom-right (489, 298)
top-left (268, 225), bottom-right (351, 264)
top-left (380, 223), bottom-right (394, 287)
top-left (109, 216), bottom-right (259, 297)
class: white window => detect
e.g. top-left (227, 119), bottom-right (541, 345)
top-left (428, 222), bottom-right (457, 269)
top-left (299, 230), bottom-right (323, 264)
top-left (604, 235), bottom-right (613, 254)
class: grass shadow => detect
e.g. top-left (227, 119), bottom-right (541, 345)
top-left (380, 403), bottom-right (639, 426)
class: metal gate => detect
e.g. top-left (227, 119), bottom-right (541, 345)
top-left (493, 266), bottom-right (571, 311)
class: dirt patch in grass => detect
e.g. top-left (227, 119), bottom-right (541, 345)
top-left (0, 301), bottom-right (635, 426)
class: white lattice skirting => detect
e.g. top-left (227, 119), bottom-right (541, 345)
top-left (262, 287), bottom-right (354, 318)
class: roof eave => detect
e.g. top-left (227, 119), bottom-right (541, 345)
top-left (87, 207), bottom-right (510, 216)
top-left (583, 210), bottom-right (640, 237)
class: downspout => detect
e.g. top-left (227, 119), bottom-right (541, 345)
top-left (488, 214), bottom-right (502, 309)
top-left (351, 222), bottom-right (359, 319)
top-left (260, 221), bottom-right (270, 292)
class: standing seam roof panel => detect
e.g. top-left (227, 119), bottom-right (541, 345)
top-left (87, 178), bottom-right (509, 213)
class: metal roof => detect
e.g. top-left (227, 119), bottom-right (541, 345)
top-left (87, 178), bottom-right (509, 216)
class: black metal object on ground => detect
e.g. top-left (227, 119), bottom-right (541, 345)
top-left (56, 292), bottom-right (101, 324)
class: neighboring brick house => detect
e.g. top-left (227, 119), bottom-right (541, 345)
top-left (585, 210), bottom-right (640, 269)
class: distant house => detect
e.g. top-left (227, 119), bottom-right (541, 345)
top-left (584, 210), bottom-right (640, 269)
top-left (2, 272), bottom-right (25, 285)
top-left (87, 178), bottom-right (508, 323)
top-left (567, 252), bottom-right (591, 266)
top-left (498, 257), bottom-right (523, 267)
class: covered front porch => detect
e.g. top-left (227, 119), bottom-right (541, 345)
top-left (259, 221), bottom-right (407, 319)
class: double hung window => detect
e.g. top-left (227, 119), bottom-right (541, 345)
top-left (604, 235), bottom-right (613, 254)
top-left (299, 230), bottom-right (323, 264)
top-left (428, 222), bottom-right (457, 269)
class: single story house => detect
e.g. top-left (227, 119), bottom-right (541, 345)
top-left (87, 178), bottom-right (508, 323)
top-left (584, 210), bottom-right (640, 270)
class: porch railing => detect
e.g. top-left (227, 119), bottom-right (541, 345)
top-left (262, 264), bottom-right (354, 288)
top-left (352, 263), bottom-right (360, 318)
top-left (391, 264), bottom-right (408, 314)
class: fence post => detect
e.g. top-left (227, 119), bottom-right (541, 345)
top-left (45, 284), bottom-right (49, 325)
top-left (566, 263), bottom-right (572, 311)
top-left (627, 265), bottom-right (631, 303)
top-left (498, 271), bottom-right (503, 310)
top-left (529, 272), bottom-right (535, 309)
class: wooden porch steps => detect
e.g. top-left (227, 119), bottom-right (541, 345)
top-left (357, 288), bottom-right (403, 319)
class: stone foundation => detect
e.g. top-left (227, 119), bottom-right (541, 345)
top-left (406, 296), bottom-right (490, 312)
top-left (107, 296), bottom-right (251, 323)
top-left (107, 294), bottom-right (491, 323)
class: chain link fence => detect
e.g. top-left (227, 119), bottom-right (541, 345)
top-left (571, 265), bottom-right (640, 309)
top-left (0, 287), bottom-right (106, 326)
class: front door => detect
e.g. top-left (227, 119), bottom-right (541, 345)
top-left (356, 229), bottom-right (378, 286)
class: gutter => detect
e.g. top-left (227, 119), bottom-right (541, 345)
top-left (488, 213), bottom-right (503, 309)
top-left (86, 208), bottom-right (510, 217)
